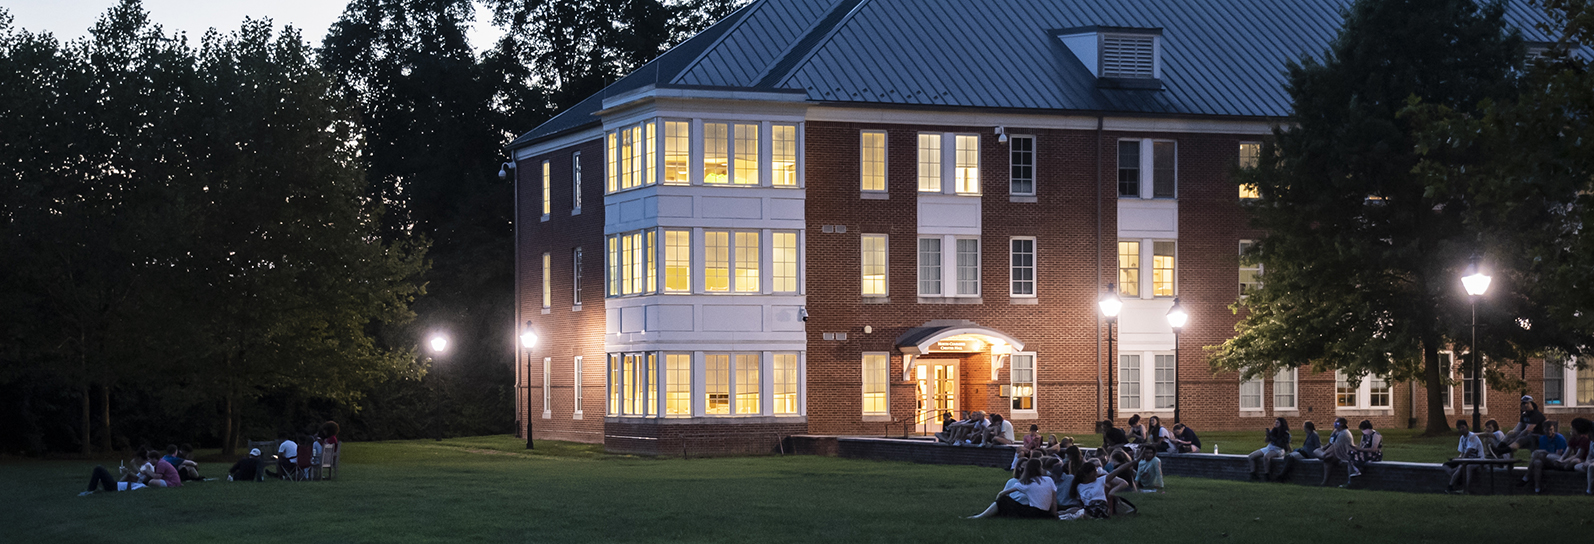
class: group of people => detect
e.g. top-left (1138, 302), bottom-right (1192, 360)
top-left (1100, 414), bottom-right (1202, 454)
top-left (1243, 417), bottom-right (1383, 486)
top-left (935, 411), bottom-right (1017, 447)
top-left (80, 421), bottom-right (340, 495)
top-left (1444, 396), bottom-right (1594, 495)
top-left (968, 423), bottom-right (1167, 520)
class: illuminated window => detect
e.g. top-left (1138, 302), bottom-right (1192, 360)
top-left (735, 354), bottom-right (760, 414)
top-left (1274, 367), bottom-right (1297, 410)
top-left (644, 121), bottom-right (656, 186)
top-left (918, 238), bottom-right (942, 295)
top-left (705, 231), bottom-right (730, 292)
top-left (706, 354), bottom-right (730, 414)
top-left (664, 230), bottom-right (691, 293)
top-left (573, 356), bottom-right (583, 416)
top-left (918, 133), bottom-right (941, 192)
top-left (1119, 354), bottom-right (1141, 410)
top-left (1010, 353), bottom-right (1035, 411)
top-left (665, 353), bottom-right (691, 415)
top-left (861, 131), bottom-right (886, 192)
top-left (734, 231), bottom-right (759, 292)
top-left (543, 357), bottom-right (551, 415)
top-left (645, 353), bottom-right (657, 416)
top-left (862, 353), bottom-right (888, 414)
top-left (1335, 372), bottom-right (1356, 408)
top-left (1368, 376), bottom-right (1390, 408)
top-left (774, 353), bottom-right (799, 415)
top-left (607, 237), bottom-right (619, 296)
top-left (1010, 135), bottom-right (1034, 196)
top-left (608, 354), bottom-right (620, 415)
top-left (773, 231), bottom-right (797, 293)
top-left (571, 151), bottom-right (582, 211)
top-left (541, 160), bottom-right (551, 217)
top-left (646, 230), bottom-right (656, 293)
top-left (605, 231), bottom-right (654, 296)
top-left (1010, 238), bottom-right (1034, 297)
top-left (1118, 241), bottom-right (1141, 297)
top-left (1152, 241), bottom-right (1175, 297)
top-left (734, 123), bottom-right (759, 185)
top-left (622, 353), bottom-right (638, 415)
top-left (1240, 376), bottom-right (1263, 410)
top-left (1580, 363), bottom-right (1594, 406)
top-left (773, 124), bottom-right (797, 186)
top-left (1154, 354), bottom-right (1175, 409)
top-left (956, 238), bottom-right (980, 295)
top-left (1239, 240), bottom-right (1261, 298)
top-left (630, 125), bottom-right (645, 189)
top-left (664, 121), bottom-right (690, 185)
top-left (704, 123), bottom-right (729, 184)
top-left (1117, 141), bottom-right (1139, 197)
top-left (954, 135), bottom-right (979, 194)
top-left (606, 133), bottom-right (618, 192)
top-left (1238, 141), bottom-right (1260, 199)
top-left (541, 253), bottom-right (551, 309)
top-left (703, 230), bottom-right (764, 293)
top-left (861, 234), bottom-right (887, 296)
top-left (1152, 141), bottom-right (1176, 198)
top-left (1336, 370), bottom-right (1393, 409)
top-left (619, 128), bottom-right (634, 190)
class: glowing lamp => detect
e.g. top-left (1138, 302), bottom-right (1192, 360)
top-left (1166, 298), bottom-right (1188, 332)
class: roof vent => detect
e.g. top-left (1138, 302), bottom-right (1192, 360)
top-left (1056, 26), bottom-right (1164, 90)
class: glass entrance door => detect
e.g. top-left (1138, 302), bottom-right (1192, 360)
top-left (915, 360), bottom-right (957, 434)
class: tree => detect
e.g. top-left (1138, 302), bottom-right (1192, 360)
top-left (1208, 0), bottom-right (1528, 435)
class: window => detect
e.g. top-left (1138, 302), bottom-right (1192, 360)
top-left (734, 231), bottom-right (759, 292)
top-left (1240, 376), bottom-right (1263, 411)
top-left (541, 253), bottom-right (551, 309)
top-left (1581, 361), bottom-right (1594, 406)
top-left (1239, 240), bottom-right (1261, 298)
top-left (1336, 371), bottom-right (1357, 408)
top-left (1545, 353), bottom-right (1566, 406)
top-left (627, 126), bottom-right (642, 188)
top-left (1117, 141), bottom-right (1139, 197)
top-left (704, 123), bottom-right (729, 184)
top-left (1338, 370), bottom-right (1395, 410)
top-left (1010, 353), bottom-right (1035, 411)
top-left (1118, 241), bottom-right (1141, 297)
top-left (622, 354), bottom-right (639, 415)
top-left (1238, 142), bottom-right (1260, 199)
top-left (861, 131), bottom-right (886, 192)
top-left (735, 353), bottom-right (760, 414)
top-left (1462, 362), bottom-right (1482, 408)
top-left (572, 248), bottom-right (583, 305)
top-left (607, 354), bottom-right (620, 415)
top-left (1274, 368), bottom-right (1297, 410)
top-left (1152, 141), bottom-right (1176, 198)
top-left (773, 124), bottom-right (797, 186)
top-left (664, 121), bottom-right (689, 185)
top-left (605, 123), bottom-right (656, 192)
top-left (706, 354), bottom-right (729, 414)
top-left (1102, 34), bottom-right (1155, 78)
top-left (861, 234), bottom-right (888, 296)
top-left (1152, 241), bottom-right (1175, 297)
top-left (607, 133), bottom-right (618, 192)
top-left (665, 353), bottom-right (691, 415)
top-left (918, 133), bottom-right (941, 192)
top-left (645, 121), bottom-right (656, 186)
top-left (1119, 354), bottom-right (1141, 410)
top-left (1010, 135), bottom-right (1034, 196)
top-left (543, 357), bottom-right (552, 415)
top-left (862, 353), bottom-right (888, 414)
top-left (733, 123), bottom-right (758, 185)
top-left (773, 231), bottom-right (797, 293)
top-left (1010, 238), bottom-right (1035, 297)
top-left (573, 356), bottom-right (583, 416)
top-left (1368, 376), bottom-right (1391, 408)
top-left (954, 135), bottom-right (979, 194)
top-left (1440, 352), bottom-right (1454, 407)
top-left (1154, 354), bottom-right (1175, 409)
top-left (774, 353), bottom-right (799, 415)
top-left (956, 239), bottom-right (980, 295)
top-left (541, 160), bottom-right (551, 217)
top-left (705, 231), bottom-right (730, 292)
top-left (571, 152), bottom-right (582, 211)
top-left (606, 231), bottom-right (654, 296)
top-left (918, 238), bottom-right (942, 295)
top-left (664, 230), bottom-right (690, 293)
top-left (645, 353), bottom-right (657, 416)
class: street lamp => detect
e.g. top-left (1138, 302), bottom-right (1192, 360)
top-left (521, 321), bottom-right (537, 450)
top-left (1100, 283), bottom-right (1123, 425)
top-left (1166, 298), bottom-right (1188, 424)
top-left (1462, 255), bottom-right (1491, 431)
top-left (428, 335), bottom-right (448, 354)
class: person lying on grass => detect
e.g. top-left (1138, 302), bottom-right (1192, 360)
top-left (80, 452), bottom-right (154, 495)
top-left (967, 458), bottom-right (1056, 519)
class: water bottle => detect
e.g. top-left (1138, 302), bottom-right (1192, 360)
top-left (1214, 443), bottom-right (1219, 455)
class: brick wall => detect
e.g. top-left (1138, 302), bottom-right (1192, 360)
top-left (607, 420), bottom-right (809, 457)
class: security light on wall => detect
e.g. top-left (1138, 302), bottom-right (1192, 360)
top-left (799, 307), bottom-right (809, 322)
top-left (995, 126), bottom-right (1008, 143)
top-left (498, 161), bottom-right (516, 180)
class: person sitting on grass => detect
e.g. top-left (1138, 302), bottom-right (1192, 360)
top-left (1522, 420), bottom-right (1568, 494)
top-left (174, 444), bottom-right (203, 481)
top-left (80, 452), bottom-right (154, 495)
top-left (1493, 396), bottom-right (1547, 457)
top-left (1248, 417), bottom-right (1291, 481)
top-left (981, 413), bottom-right (1015, 447)
top-left (1134, 443), bottom-right (1164, 492)
top-left (1021, 424), bottom-right (1042, 453)
top-left (1279, 421), bottom-right (1321, 479)
top-left (161, 444), bottom-right (183, 468)
top-left (1169, 423), bottom-right (1201, 454)
top-left (149, 449), bottom-right (182, 488)
top-left (228, 448), bottom-right (265, 482)
top-left (1050, 447), bottom-right (1084, 511)
top-left (1315, 417), bottom-right (1358, 486)
top-left (967, 458), bottom-right (1056, 519)
top-left (1062, 458), bottom-right (1138, 519)
top-left (1443, 420), bottom-right (1484, 494)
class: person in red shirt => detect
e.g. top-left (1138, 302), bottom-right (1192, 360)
top-left (1548, 418), bottom-right (1591, 472)
top-left (148, 449), bottom-right (182, 488)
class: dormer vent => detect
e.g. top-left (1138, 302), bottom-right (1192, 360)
top-left (1056, 26), bottom-right (1164, 90)
top-left (1102, 35), bottom-right (1156, 78)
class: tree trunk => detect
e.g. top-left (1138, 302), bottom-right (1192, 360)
top-left (1421, 339), bottom-right (1451, 436)
top-left (101, 384), bottom-right (112, 452)
top-left (222, 395), bottom-right (236, 456)
top-left (80, 384), bottom-right (91, 456)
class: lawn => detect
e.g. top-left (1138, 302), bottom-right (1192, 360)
top-left (6, 436), bottom-right (1588, 542)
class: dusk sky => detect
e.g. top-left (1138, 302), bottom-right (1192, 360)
top-left (2, 0), bottom-right (503, 50)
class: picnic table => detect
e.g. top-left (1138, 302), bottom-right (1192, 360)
top-left (1447, 457), bottom-right (1520, 495)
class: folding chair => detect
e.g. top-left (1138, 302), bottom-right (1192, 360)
top-left (320, 442), bottom-right (339, 480)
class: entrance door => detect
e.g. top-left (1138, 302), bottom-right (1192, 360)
top-left (915, 360), bottom-right (958, 434)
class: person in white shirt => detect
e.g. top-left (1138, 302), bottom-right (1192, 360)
top-left (967, 458), bottom-right (1056, 519)
top-left (982, 413), bottom-right (1016, 446)
top-left (1443, 420), bottom-right (1484, 494)
top-left (269, 431), bottom-right (299, 480)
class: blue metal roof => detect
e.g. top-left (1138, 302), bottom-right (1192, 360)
top-left (511, 0), bottom-right (1572, 149)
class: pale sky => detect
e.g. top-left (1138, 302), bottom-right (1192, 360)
top-left (1, 0), bottom-right (503, 51)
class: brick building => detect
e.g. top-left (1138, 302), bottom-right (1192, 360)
top-left (506, 0), bottom-right (1591, 454)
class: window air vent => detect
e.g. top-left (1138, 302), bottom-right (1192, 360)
top-left (1102, 35), bottom-right (1155, 78)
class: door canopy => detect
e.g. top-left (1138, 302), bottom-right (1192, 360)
top-left (894, 320), bottom-right (1025, 356)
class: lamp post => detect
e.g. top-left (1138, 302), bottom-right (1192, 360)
top-left (427, 333), bottom-right (449, 441)
top-left (1100, 283), bottom-right (1123, 425)
top-left (1462, 255), bottom-right (1492, 431)
top-left (520, 321), bottom-right (538, 450)
top-left (1166, 298), bottom-right (1188, 424)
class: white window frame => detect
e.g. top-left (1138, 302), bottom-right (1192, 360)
top-left (861, 130), bottom-right (887, 193)
top-left (542, 357), bottom-right (552, 418)
top-left (541, 160), bottom-right (551, 220)
top-left (772, 230), bottom-right (798, 294)
top-left (1239, 240), bottom-right (1260, 298)
top-left (917, 133), bottom-right (941, 192)
top-left (773, 352), bottom-right (800, 416)
top-left (571, 151), bottom-right (582, 213)
top-left (1009, 135), bottom-right (1035, 196)
top-left (1541, 354), bottom-right (1590, 409)
top-left (1239, 375), bottom-right (1264, 412)
top-left (1010, 352), bottom-right (1037, 417)
top-left (541, 253), bottom-right (551, 309)
top-left (1273, 367), bottom-right (1298, 411)
top-left (861, 234), bottom-right (888, 297)
top-left (572, 247), bottom-right (583, 306)
top-left (1460, 357), bottom-right (1487, 411)
top-left (1335, 370), bottom-right (1394, 412)
top-left (1117, 139), bottom-right (1176, 199)
top-left (918, 237), bottom-right (942, 296)
top-left (953, 134), bottom-right (980, 195)
top-left (1238, 141), bottom-right (1260, 200)
top-left (1009, 237), bottom-right (1035, 298)
top-left (1119, 354), bottom-right (1141, 411)
top-left (955, 238), bottom-right (980, 296)
top-left (862, 352), bottom-right (889, 416)
top-left (1119, 351), bottom-right (1175, 413)
top-left (703, 229), bottom-right (765, 294)
top-left (605, 230), bottom-right (656, 297)
top-left (573, 356), bottom-right (584, 418)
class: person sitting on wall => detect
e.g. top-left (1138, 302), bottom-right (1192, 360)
top-left (1571, 419), bottom-right (1594, 496)
top-left (1481, 419), bottom-right (1508, 458)
top-left (1443, 420), bottom-right (1485, 494)
top-left (966, 458), bottom-right (1056, 519)
top-left (1101, 421), bottom-right (1129, 456)
top-left (1493, 396), bottom-right (1547, 457)
top-left (1134, 443), bottom-right (1164, 492)
top-left (1548, 418), bottom-right (1591, 473)
top-left (1248, 417), bottom-right (1291, 481)
top-left (228, 448), bottom-right (265, 482)
top-left (1125, 414), bottom-right (1147, 444)
top-left (1279, 420), bottom-right (1321, 479)
top-left (1169, 423), bottom-right (1201, 454)
top-left (982, 413), bottom-right (1015, 447)
top-left (935, 411), bottom-right (972, 444)
top-left (1146, 416), bottom-right (1175, 453)
top-left (79, 451), bottom-right (154, 496)
top-left (1021, 424), bottom-right (1043, 453)
top-left (1522, 419), bottom-right (1569, 494)
top-left (1346, 420), bottom-right (1383, 485)
top-left (1315, 418), bottom-right (1357, 486)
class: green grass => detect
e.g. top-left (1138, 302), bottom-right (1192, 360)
top-left (7, 436), bottom-right (1587, 542)
top-left (1038, 427), bottom-right (1462, 462)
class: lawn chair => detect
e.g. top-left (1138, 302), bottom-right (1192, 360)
top-left (286, 438), bottom-right (315, 481)
top-left (319, 441), bottom-right (339, 480)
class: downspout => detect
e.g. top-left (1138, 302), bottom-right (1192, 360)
top-left (1095, 115), bottom-right (1104, 426)
top-left (512, 153), bottom-right (522, 439)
